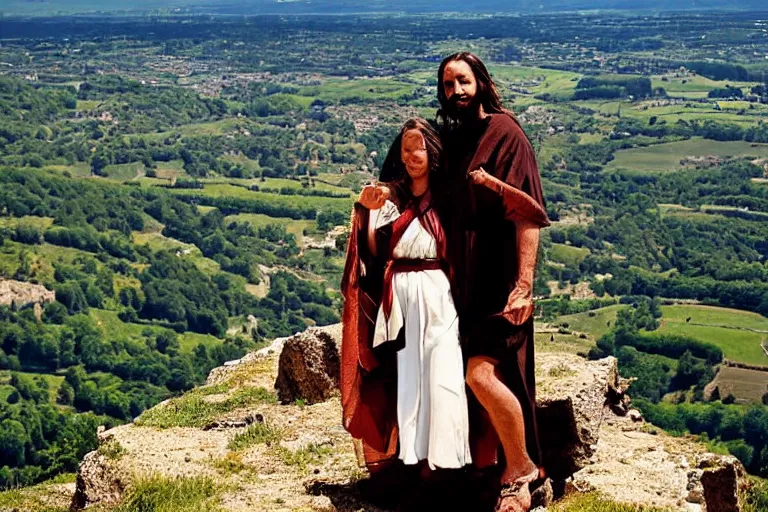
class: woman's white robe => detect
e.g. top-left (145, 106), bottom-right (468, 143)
top-left (370, 201), bottom-right (472, 470)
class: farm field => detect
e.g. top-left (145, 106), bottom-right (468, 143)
top-left (168, 183), bottom-right (355, 212)
top-left (41, 163), bottom-right (91, 178)
top-left (534, 331), bottom-right (594, 356)
top-left (607, 138), bottom-right (768, 172)
top-left (89, 309), bottom-right (222, 354)
top-left (657, 305), bottom-right (768, 366)
top-left (709, 366), bottom-right (768, 404)
top-left (651, 74), bottom-right (758, 97)
top-left (555, 304), bottom-right (625, 340)
top-left (555, 303), bottom-right (768, 367)
top-left (223, 213), bottom-right (316, 239)
top-left (207, 177), bottom-right (351, 195)
top-left (131, 231), bottom-right (221, 274)
top-left (549, 243), bottom-right (590, 267)
top-left (297, 77), bottom-right (419, 103)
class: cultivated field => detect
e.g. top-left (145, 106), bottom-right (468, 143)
top-left (556, 304), bottom-right (625, 339)
top-left (709, 366), bottom-right (768, 404)
top-left (657, 305), bottom-right (768, 366)
top-left (607, 138), bottom-right (768, 173)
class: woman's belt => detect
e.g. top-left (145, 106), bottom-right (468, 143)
top-left (382, 258), bottom-right (443, 320)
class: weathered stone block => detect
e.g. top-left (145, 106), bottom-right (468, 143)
top-left (274, 325), bottom-right (342, 404)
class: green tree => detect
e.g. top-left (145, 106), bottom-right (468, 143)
top-left (0, 419), bottom-right (27, 467)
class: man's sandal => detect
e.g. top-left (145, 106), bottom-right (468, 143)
top-left (494, 468), bottom-right (539, 512)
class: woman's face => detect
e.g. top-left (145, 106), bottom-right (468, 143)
top-left (401, 129), bottom-right (429, 181)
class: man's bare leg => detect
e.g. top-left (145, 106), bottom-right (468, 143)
top-left (466, 355), bottom-right (537, 486)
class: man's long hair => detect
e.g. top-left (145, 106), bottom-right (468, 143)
top-left (378, 117), bottom-right (442, 185)
top-left (436, 51), bottom-right (512, 130)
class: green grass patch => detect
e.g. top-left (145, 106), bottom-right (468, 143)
top-left (0, 215), bottom-right (55, 230)
top-left (297, 77), bottom-right (417, 102)
top-left (130, 231), bottom-right (221, 274)
top-left (224, 213), bottom-right (316, 239)
top-left (153, 159), bottom-right (189, 180)
top-left (744, 477), bottom-right (768, 512)
top-left (576, 100), bottom-right (763, 127)
top-left (103, 161), bottom-right (145, 181)
top-left (170, 183), bottom-right (354, 212)
top-left (42, 162), bottom-right (91, 178)
top-left (0, 240), bottom-right (108, 283)
top-left (0, 489), bottom-right (69, 512)
top-left (0, 371), bottom-right (64, 402)
top-left (98, 438), bottom-right (127, 460)
top-left (90, 308), bottom-right (158, 338)
top-left (490, 65), bottom-right (582, 100)
top-left (114, 475), bottom-right (224, 512)
top-left (660, 305), bottom-right (768, 331)
top-left (556, 304), bottom-right (626, 340)
top-left (144, 118), bottom-right (249, 142)
top-left (534, 332), bottom-right (595, 356)
top-left (0, 473), bottom-right (76, 512)
top-left (90, 309), bottom-right (222, 355)
top-left (652, 74), bottom-right (757, 96)
top-left (550, 492), bottom-right (673, 511)
top-left (227, 422), bottom-right (282, 451)
top-left (607, 138), bottom-right (768, 173)
top-left (76, 99), bottom-right (102, 111)
top-left (653, 324), bottom-right (763, 365)
top-left (276, 442), bottom-right (334, 471)
top-left (549, 243), bottom-right (590, 267)
top-left (211, 452), bottom-right (254, 476)
top-left (657, 305), bottom-right (768, 366)
top-left (178, 331), bottom-right (223, 354)
top-left (135, 386), bottom-right (276, 429)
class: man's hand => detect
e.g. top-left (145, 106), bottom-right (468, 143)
top-left (501, 286), bottom-right (535, 326)
top-left (358, 185), bottom-right (391, 210)
top-left (468, 167), bottom-right (491, 186)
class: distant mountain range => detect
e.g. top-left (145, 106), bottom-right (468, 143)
top-left (2, 0), bottom-right (767, 16)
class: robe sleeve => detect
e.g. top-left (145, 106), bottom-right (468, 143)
top-left (473, 171), bottom-right (550, 227)
top-left (496, 119), bottom-right (546, 211)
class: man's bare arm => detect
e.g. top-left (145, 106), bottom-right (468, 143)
top-left (468, 168), bottom-right (549, 227)
top-left (515, 221), bottom-right (540, 296)
top-left (502, 220), bottom-right (540, 325)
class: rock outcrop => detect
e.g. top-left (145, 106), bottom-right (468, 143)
top-left (535, 353), bottom-right (623, 480)
top-left (70, 323), bottom-right (751, 511)
top-left (274, 324), bottom-right (342, 404)
top-left (0, 279), bottom-right (55, 309)
top-left (71, 452), bottom-right (126, 510)
top-left (699, 454), bottom-right (750, 512)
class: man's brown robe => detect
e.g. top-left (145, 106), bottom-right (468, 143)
top-left (441, 112), bottom-right (548, 469)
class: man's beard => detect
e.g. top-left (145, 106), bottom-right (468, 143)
top-left (444, 94), bottom-right (481, 122)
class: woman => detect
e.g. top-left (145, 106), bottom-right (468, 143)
top-left (341, 117), bottom-right (472, 471)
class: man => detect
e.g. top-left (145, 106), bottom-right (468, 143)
top-left (437, 51), bottom-right (548, 512)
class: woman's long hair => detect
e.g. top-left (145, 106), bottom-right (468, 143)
top-left (436, 51), bottom-right (513, 130)
top-left (378, 117), bottom-right (442, 186)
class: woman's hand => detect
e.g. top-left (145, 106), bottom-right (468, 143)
top-left (501, 286), bottom-right (535, 326)
top-left (468, 167), bottom-right (491, 187)
top-left (358, 184), bottom-right (391, 210)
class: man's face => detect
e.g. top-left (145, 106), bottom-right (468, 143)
top-left (442, 60), bottom-right (478, 113)
top-left (401, 129), bottom-right (429, 181)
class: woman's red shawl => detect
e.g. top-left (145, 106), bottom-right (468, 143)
top-left (340, 205), bottom-right (398, 463)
